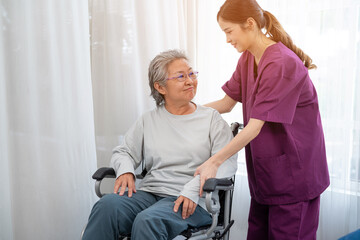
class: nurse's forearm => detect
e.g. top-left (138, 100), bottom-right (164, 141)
top-left (204, 95), bottom-right (237, 114)
top-left (211, 118), bottom-right (265, 167)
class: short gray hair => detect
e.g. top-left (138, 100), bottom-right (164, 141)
top-left (148, 49), bottom-right (188, 106)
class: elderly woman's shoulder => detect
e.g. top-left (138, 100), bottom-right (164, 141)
top-left (198, 104), bottom-right (220, 114)
top-left (142, 107), bottom-right (161, 118)
top-left (141, 105), bottom-right (170, 119)
top-left (197, 104), bottom-right (223, 120)
top-left (198, 105), bottom-right (230, 127)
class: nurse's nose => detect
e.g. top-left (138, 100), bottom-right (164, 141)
top-left (226, 35), bottom-right (231, 44)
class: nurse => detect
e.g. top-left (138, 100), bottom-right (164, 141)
top-left (194, 0), bottom-right (330, 239)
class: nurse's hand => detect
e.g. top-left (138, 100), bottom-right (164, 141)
top-left (113, 172), bottom-right (136, 197)
top-left (173, 195), bottom-right (197, 219)
top-left (194, 157), bottom-right (219, 196)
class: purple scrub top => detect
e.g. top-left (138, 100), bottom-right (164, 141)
top-left (222, 42), bottom-right (330, 205)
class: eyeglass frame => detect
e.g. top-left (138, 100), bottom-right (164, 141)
top-left (166, 71), bottom-right (199, 82)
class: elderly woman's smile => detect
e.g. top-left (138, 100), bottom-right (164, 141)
top-left (154, 57), bottom-right (198, 115)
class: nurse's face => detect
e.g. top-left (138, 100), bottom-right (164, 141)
top-left (218, 17), bottom-right (254, 53)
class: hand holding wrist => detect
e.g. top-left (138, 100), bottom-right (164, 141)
top-left (194, 156), bottom-right (222, 196)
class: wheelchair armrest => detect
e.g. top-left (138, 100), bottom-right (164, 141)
top-left (203, 178), bottom-right (233, 192)
top-left (201, 177), bottom-right (234, 238)
top-left (92, 167), bottom-right (116, 180)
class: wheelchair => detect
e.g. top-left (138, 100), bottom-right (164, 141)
top-left (82, 122), bottom-right (243, 240)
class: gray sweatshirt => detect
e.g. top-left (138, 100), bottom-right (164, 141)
top-left (110, 104), bottom-right (238, 210)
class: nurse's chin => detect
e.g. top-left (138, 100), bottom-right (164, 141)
top-left (236, 47), bottom-right (245, 53)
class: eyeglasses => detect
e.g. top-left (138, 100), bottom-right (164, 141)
top-left (166, 71), bottom-right (199, 82)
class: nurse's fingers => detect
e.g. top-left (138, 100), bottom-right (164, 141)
top-left (194, 168), bottom-right (200, 177)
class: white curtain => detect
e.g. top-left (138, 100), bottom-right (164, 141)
top-left (0, 0), bottom-right (97, 239)
top-left (1, 0), bottom-right (359, 239)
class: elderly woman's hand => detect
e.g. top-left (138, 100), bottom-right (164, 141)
top-left (173, 196), bottom-right (197, 219)
top-left (113, 172), bottom-right (136, 197)
top-left (194, 157), bottom-right (220, 196)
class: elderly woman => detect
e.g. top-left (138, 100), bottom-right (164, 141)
top-left (82, 50), bottom-right (237, 240)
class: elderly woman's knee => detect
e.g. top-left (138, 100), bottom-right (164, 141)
top-left (93, 194), bottom-right (121, 213)
top-left (132, 210), bottom-right (168, 239)
top-left (133, 209), bottom-right (160, 228)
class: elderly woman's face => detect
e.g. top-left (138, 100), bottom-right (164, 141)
top-left (160, 58), bottom-right (197, 105)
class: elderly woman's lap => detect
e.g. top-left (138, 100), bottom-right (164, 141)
top-left (132, 196), bottom-right (212, 239)
top-left (83, 190), bottom-right (212, 240)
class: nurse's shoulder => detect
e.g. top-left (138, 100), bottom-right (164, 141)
top-left (260, 42), bottom-right (308, 79)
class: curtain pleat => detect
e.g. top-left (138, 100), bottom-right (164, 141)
top-left (0, 0), bottom-right (97, 239)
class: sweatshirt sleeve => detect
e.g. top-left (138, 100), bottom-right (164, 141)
top-left (179, 110), bottom-right (238, 203)
top-left (110, 117), bottom-right (144, 179)
top-left (179, 175), bottom-right (202, 203)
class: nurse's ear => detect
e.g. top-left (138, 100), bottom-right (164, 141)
top-left (245, 17), bottom-right (257, 31)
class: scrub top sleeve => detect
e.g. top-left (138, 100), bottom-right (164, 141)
top-left (221, 57), bottom-right (242, 102)
top-left (251, 61), bottom-right (305, 124)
